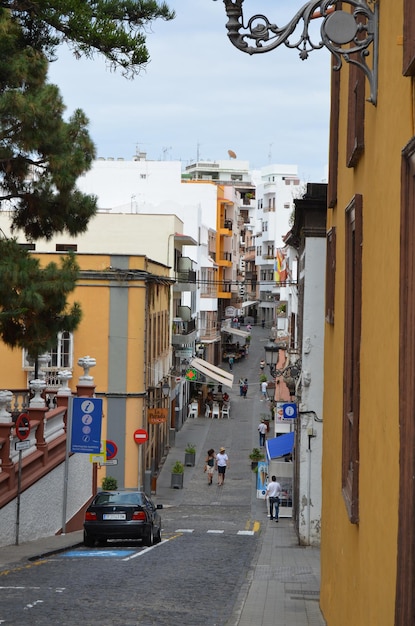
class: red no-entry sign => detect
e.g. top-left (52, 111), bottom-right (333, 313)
top-left (133, 429), bottom-right (148, 444)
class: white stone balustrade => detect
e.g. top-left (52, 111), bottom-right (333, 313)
top-left (43, 410), bottom-right (65, 444)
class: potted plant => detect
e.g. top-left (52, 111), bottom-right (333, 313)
top-left (101, 476), bottom-right (118, 490)
top-left (249, 447), bottom-right (265, 470)
top-left (171, 460), bottom-right (184, 489)
top-left (184, 443), bottom-right (196, 467)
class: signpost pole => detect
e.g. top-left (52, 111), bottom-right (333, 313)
top-left (138, 444), bottom-right (143, 491)
top-left (62, 396), bottom-right (73, 535)
top-left (15, 450), bottom-right (23, 546)
top-left (14, 413), bottom-right (31, 546)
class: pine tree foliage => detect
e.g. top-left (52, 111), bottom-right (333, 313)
top-left (0, 238), bottom-right (82, 359)
top-left (2, 1), bottom-right (175, 75)
top-left (0, 11), bottom-right (98, 239)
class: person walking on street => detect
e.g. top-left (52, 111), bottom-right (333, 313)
top-left (216, 446), bottom-right (229, 485)
top-left (261, 379), bottom-right (268, 400)
top-left (239, 377), bottom-right (244, 396)
top-left (204, 448), bottom-right (216, 486)
top-left (229, 356), bottom-right (234, 371)
top-left (242, 378), bottom-right (248, 398)
top-left (258, 420), bottom-right (267, 447)
top-left (265, 475), bottom-right (282, 521)
top-left (260, 359), bottom-right (265, 372)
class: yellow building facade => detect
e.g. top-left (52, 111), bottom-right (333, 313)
top-left (321, 1), bottom-right (414, 624)
top-left (0, 252), bottom-right (172, 491)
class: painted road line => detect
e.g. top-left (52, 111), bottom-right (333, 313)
top-left (122, 537), bottom-right (178, 561)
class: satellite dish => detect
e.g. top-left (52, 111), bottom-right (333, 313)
top-left (228, 149), bottom-right (237, 159)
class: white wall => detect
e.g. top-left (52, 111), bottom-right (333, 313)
top-left (297, 236), bottom-right (325, 546)
top-left (0, 454), bottom-right (92, 548)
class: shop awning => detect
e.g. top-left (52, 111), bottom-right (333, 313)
top-left (241, 300), bottom-right (259, 309)
top-left (266, 432), bottom-right (295, 461)
top-left (221, 326), bottom-right (250, 339)
top-left (190, 357), bottom-right (234, 389)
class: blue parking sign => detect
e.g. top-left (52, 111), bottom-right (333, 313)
top-left (70, 397), bottom-right (103, 454)
top-left (282, 403), bottom-right (298, 419)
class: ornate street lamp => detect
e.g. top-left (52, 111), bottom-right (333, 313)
top-left (212, 0), bottom-right (379, 105)
top-left (264, 340), bottom-right (280, 378)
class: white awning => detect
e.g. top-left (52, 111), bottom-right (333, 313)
top-left (241, 300), bottom-right (259, 309)
top-left (221, 327), bottom-right (250, 339)
top-left (190, 357), bottom-right (234, 389)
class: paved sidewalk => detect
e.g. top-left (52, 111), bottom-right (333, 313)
top-left (0, 324), bottom-right (326, 626)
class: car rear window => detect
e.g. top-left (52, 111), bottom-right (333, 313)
top-left (94, 492), bottom-right (143, 506)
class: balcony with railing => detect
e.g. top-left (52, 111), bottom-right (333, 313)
top-left (217, 280), bottom-right (232, 299)
top-left (217, 251), bottom-right (232, 267)
top-left (219, 218), bottom-right (233, 236)
top-left (172, 317), bottom-right (197, 347)
top-left (174, 257), bottom-right (197, 292)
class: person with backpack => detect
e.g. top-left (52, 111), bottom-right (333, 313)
top-left (242, 378), bottom-right (248, 398)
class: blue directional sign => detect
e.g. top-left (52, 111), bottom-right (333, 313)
top-left (70, 397), bottom-right (103, 454)
top-left (282, 403), bottom-right (298, 419)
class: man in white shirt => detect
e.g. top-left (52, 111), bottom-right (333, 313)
top-left (258, 420), bottom-right (267, 447)
top-left (261, 380), bottom-right (268, 400)
top-left (265, 475), bottom-right (282, 521)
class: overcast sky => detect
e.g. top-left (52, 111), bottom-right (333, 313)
top-left (48, 0), bottom-right (331, 183)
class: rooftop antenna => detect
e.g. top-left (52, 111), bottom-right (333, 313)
top-left (228, 149), bottom-right (237, 159)
top-left (162, 146), bottom-right (172, 160)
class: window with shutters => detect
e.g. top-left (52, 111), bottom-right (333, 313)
top-left (342, 195), bottom-right (362, 524)
top-left (325, 227), bottom-right (336, 325)
top-left (346, 59), bottom-right (365, 168)
top-left (395, 137), bottom-right (415, 625)
top-left (328, 59), bottom-right (340, 208)
top-left (403, 0), bottom-right (415, 76)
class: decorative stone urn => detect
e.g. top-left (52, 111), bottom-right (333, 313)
top-left (77, 356), bottom-right (96, 384)
top-left (29, 379), bottom-right (47, 408)
top-left (57, 370), bottom-right (73, 396)
top-left (0, 390), bottom-right (13, 424)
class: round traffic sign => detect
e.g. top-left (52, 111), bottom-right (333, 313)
top-left (105, 439), bottom-right (118, 460)
top-left (133, 429), bottom-right (148, 444)
top-left (15, 413), bottom-right (30, 441)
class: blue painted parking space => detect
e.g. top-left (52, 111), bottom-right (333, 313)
top-left (61, 549), bottom-right (137, 558)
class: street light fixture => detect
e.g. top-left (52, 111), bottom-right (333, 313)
top-left (212, 0), bottom-right (379, 105)
top-left (264, 340), bottom-right (286, 378)
top-left (162, 381), bottom-right (170, 397)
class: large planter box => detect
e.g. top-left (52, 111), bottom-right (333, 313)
top-left (184, 452), bottom-right (196, 467)
top-left (171, 473), bottom-right (184, 489)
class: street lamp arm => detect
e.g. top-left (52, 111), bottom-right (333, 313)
top-left (213, 0), bottom-right (378, 105)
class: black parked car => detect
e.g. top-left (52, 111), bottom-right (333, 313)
top-left (83, 491), bottom-right (163, 547)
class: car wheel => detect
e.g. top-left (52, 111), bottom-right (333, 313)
top-left (154, 526), bottom-right (162, 544)
top-left (97, 538), bottom-right (108, 546)
top-left (83, 530), bottom-right (95, 547)
top-left (144, 524), bottom-right (154, 546)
